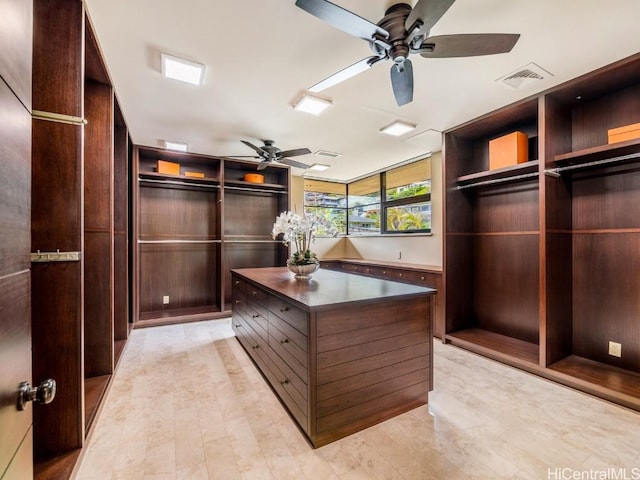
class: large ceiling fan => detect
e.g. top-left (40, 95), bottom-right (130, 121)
top-left (295, 0), bottom-right (520, 106)
top-left (236, 140), bottom-right (313, 170)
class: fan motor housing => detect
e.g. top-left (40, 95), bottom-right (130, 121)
top-left (374, 3), bottom-right (412, 63)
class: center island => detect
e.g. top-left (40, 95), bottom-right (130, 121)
top-left (231, 266), bottom-right (435, 447)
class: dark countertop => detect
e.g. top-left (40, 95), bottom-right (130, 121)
top-left (232, 267), bottom-right (435, 311)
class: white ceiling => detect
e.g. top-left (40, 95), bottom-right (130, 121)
top-left (85, 0), bottom-right (640, 181)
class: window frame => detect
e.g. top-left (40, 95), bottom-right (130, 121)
top-left (302, 157), bottom-right (432, 237)
top-left (381, 171), bottom-right (431, 234)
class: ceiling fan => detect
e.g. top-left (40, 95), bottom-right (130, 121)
top-left (235, 140), bottom-right (313, 170)
top-left (295, 0), bottom-right (520, 106)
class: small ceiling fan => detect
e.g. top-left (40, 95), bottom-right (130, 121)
top-left (295, 0), bottom-right (520, 106)
top-left (235, 140), bottom-right (313, 170)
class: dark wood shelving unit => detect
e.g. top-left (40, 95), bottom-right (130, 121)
top-left (220, 160), bottom-right (290, 310)
top-left (29, 3), bottom-right (134, 478)
top-left (132, 148), bottom-right (290, 325)
top-left (444, 51), bottom-right (640, 411)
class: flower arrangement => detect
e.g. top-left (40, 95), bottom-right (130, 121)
top-left (271, 211), bottom-right (339, 266)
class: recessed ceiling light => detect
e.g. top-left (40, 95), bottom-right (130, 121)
top-left (380, 120), bottom-right (416, 137)
top-left (293, 94), bottom-right (332, 115)
top-left (161, 53), bottom-right (205, 86)
top-left (308, 163), bottom-right (330, 171)
top-left (164, 140), bottom-right (188, 152)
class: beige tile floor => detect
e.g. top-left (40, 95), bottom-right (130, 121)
top-left (74, 318), bottom-right (640, 480)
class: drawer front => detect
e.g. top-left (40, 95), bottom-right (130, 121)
top-left (388, 269), bottom-right (436, 286)
top-left (234, 277), bottom-right (270, 315)
top-left (232, 311), bottom-right (250, 349)
top-left (268, 313), bottom-right (308, 358)
top-left (267, 349), bottom-right (308, 417)
top-left (261, 358), bottom-right (308, 433)
top-left (269, 325), bottom-right (308, 383)
top-left (243, 303), bottom-right (269, 343)
top-left (236, 310), bottom-right (270, 369)
top-left (268, 296), bottom-right (308, 335)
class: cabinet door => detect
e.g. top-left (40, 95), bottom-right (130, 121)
top-left (0, 79), bottom-right (33, 478)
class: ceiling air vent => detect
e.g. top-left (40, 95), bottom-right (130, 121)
top-left (314, 150), bottom-right (341, 158)
top-left (497, 63), bottom-right (552, 89)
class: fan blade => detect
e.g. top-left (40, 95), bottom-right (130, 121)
top-left (309, 55), bottom-right (385, 93)
top-left (406, 0), bottom-right (455, 34)
top-left (419, 34), bottom-right (520, 58)
top-left (257, 159), bottom-right (270, 170)
top-left (278, 148), bottom-right (311, 158)
top-left (241, 140), bottom-right (266, 155)
top-left (390, 59), bottom-right (413, 106)
top-left (279, 157), bottom-right (312, 169)
top-left (295, 0), bottom-right (388, 41)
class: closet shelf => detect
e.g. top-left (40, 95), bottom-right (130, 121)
top-left (138, 171), bottom-right (220, 188)
top-left (553, 137), bottom-right (640, 167)
top-left (223, 179), bottom-right (287, 192)
top-left (456, 160), bottom-right (539, 189)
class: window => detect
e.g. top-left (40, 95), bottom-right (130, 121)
top-left (303, 156), bottom-right (431, 236)
top-left (383, 158), bottom-right (431, 233)
top-left (303, 179), bottom-right (347, 235)
top-left (347, 175), bottom-right (381, 235)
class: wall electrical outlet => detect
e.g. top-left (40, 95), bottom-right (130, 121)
top-left (162, 295), bottom-right (170, 305)
top-left (608, 341), bottom-right (622, 358)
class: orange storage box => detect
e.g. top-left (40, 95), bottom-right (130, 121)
top-left (488, 131), bottom-right (528, 170)
top-left (243, 173), bottom-right (264, 183)
top-left (608, 122), bottom-right (640, 144)
top-left (157, 160), bottom-right (180, 175)
top-left (184, 171), bottom-right (205, 178)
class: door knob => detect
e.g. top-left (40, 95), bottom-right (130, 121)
top-left (17, 379), bottom-right (56, 411)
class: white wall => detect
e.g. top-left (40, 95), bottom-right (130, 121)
top-left (290, 151), bottom-right (443, 267)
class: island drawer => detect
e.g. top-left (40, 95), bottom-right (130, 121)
top-left (269, 325), bottom-right (308, 382)
top-left (267, 296), bottom-right (308, 335)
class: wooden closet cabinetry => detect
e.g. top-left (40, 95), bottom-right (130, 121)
top-left (231, 268), bottom-right (434, 448)
top-left (321, 259), bottom-right (444, 338)
top-left (30, 2), bottom-right (133, 477)
top-left (133, 148), bottom-right (289, 326)
top-left (444, 52), bottom-right (640, 410)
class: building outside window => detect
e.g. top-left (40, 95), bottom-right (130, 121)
top-left (303, 179), bottom-right (347, 235)
top-left (347, 175), bottom-right (381, 235)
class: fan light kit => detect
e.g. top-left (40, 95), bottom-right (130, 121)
top-left (380, 121), bottom-right (416, 136)
top-left (161, 53), bottom-right (205, 86)
top-left (163, 140), bottom-right (188, 152)
top-left (295, 0), bottom-right (520, 106)
top-left (293, 94), bottom-right (333, 115)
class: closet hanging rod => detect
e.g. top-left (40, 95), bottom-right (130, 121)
top-left (456, 172), bottom-right (538, 190)
top-left (138, 178), bottom-right (220, 189)
top-left (32, 110), bottom-right (86, 126)
top-left (223, 185), bottom-right (286, 194)
top-left (138, 239), bottom-right (221, 244)
top-left (224, 240), bottom-right (280, 244)
top-left (546, 151), bottom-right (640, 175)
